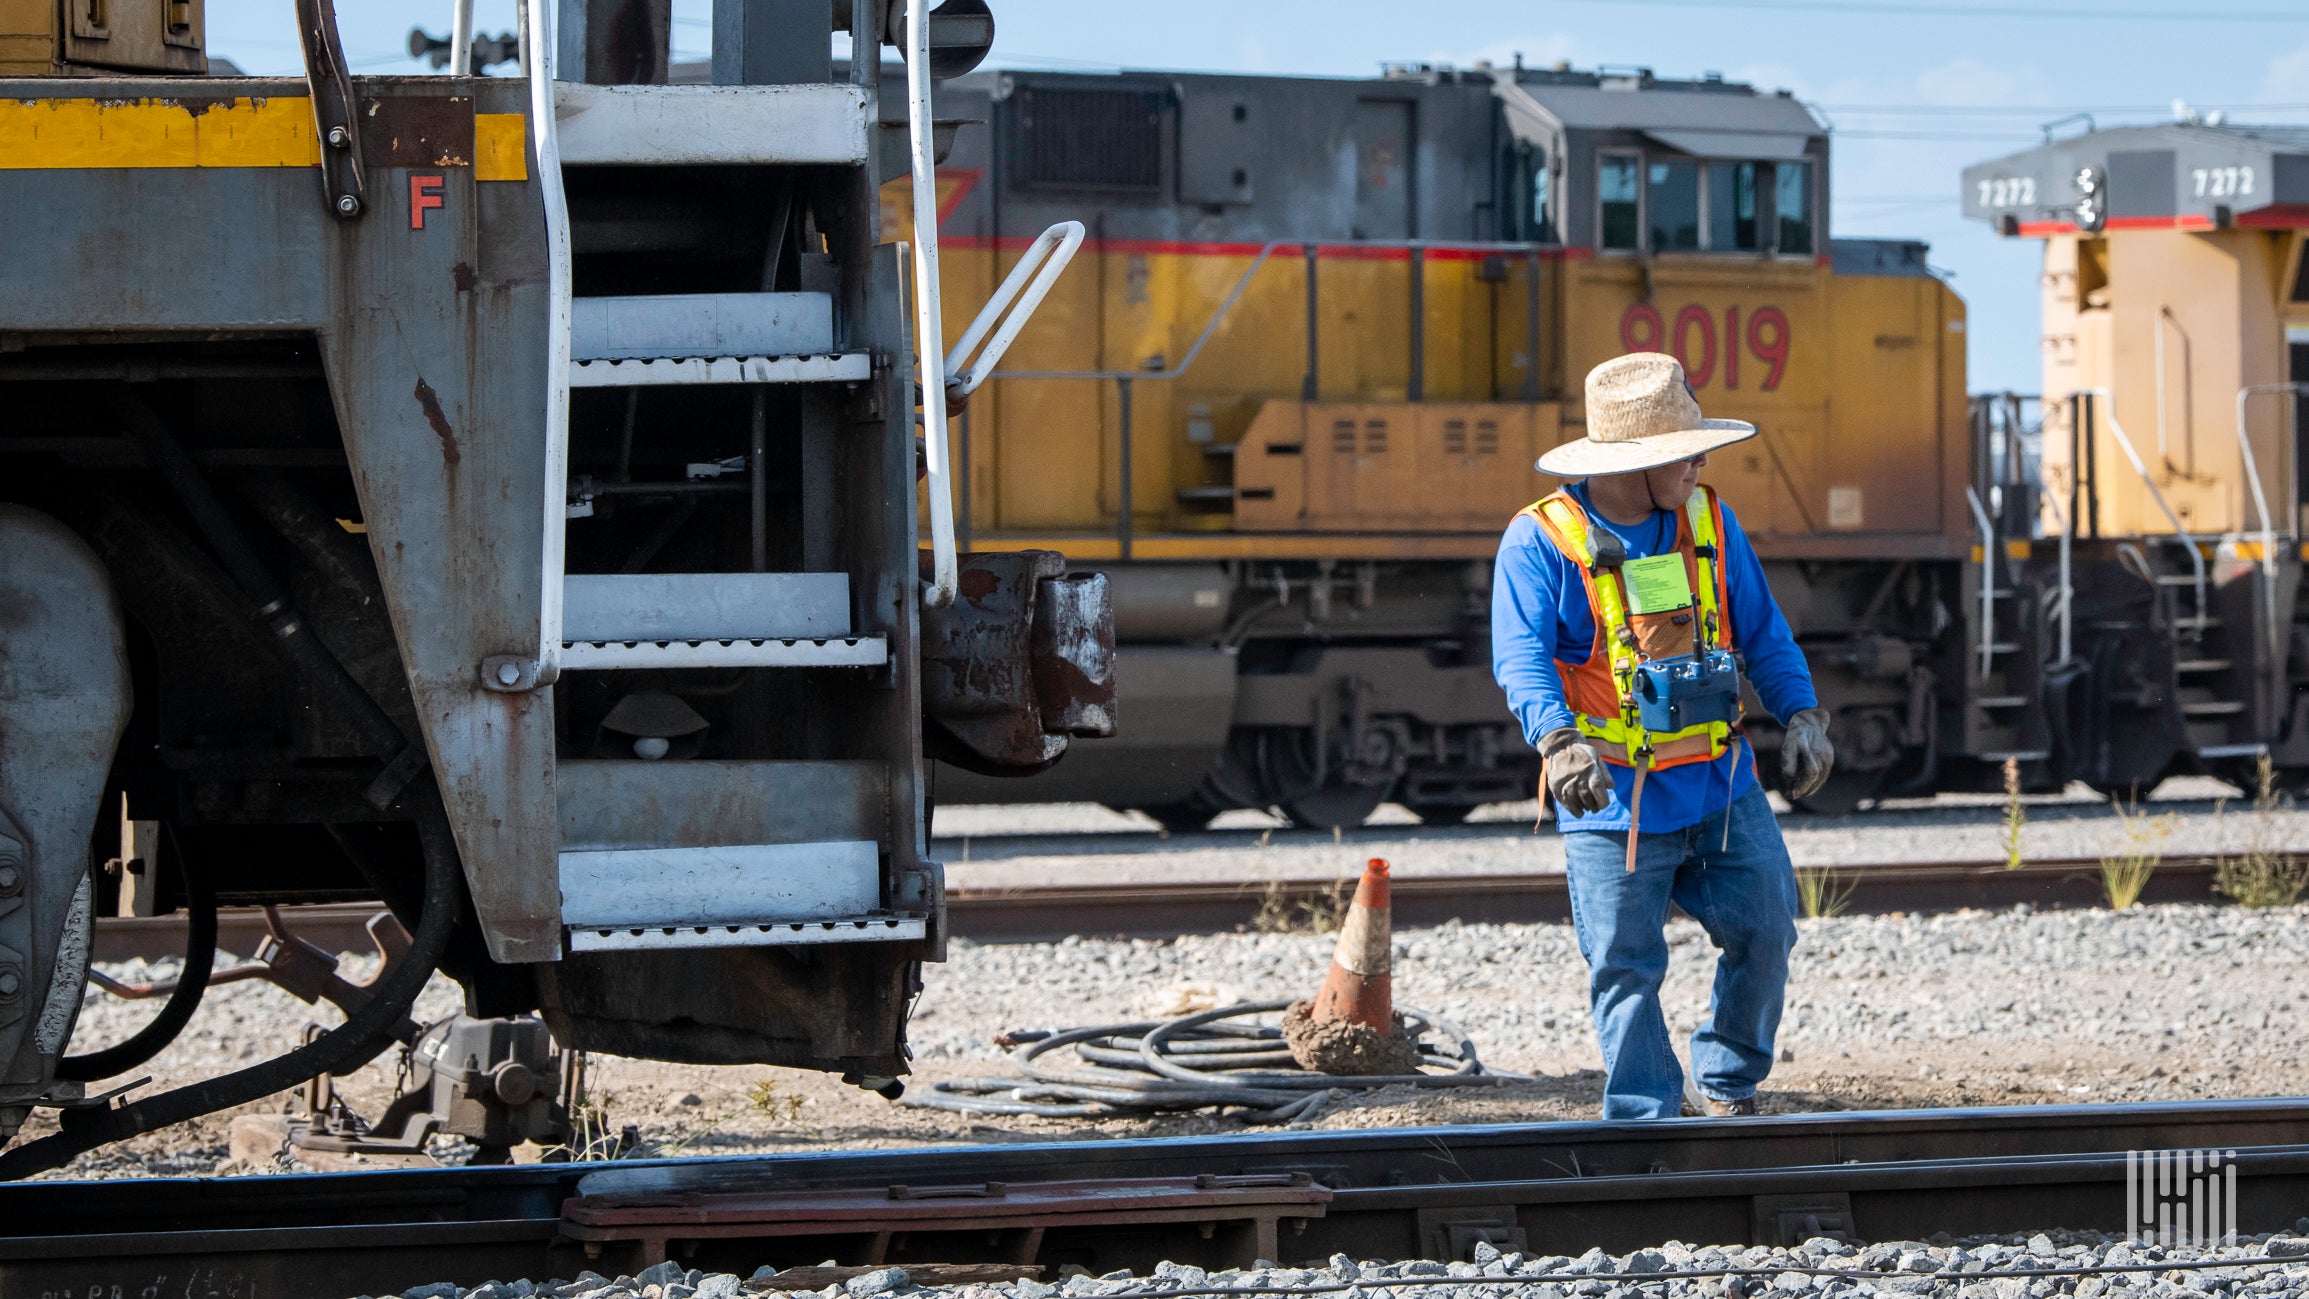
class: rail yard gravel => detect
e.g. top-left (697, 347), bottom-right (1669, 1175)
top-left (26, 884), bottom-right (2309, 1178)
top-left (367, 1231), bottom-right (2309, 1299)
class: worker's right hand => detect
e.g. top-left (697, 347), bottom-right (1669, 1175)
top-left (1541, 727), bottom-right (1615, 818)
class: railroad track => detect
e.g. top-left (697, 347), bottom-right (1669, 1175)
top-left (90, 856), bottom-right (2224, 961)
top-left (3, 1097), bottom-right (2306, 1293)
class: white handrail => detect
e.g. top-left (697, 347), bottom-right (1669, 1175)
top-left (904, 0), bottom-right (956, 610)
top-left (2076, 387), bottom-right (2207, 636)
top-left (522, 0), bottom-right (573, 674)
top-left (2234, 382), bottom-right (2303, 669)
top-left (2041, 482), bottom-right (2073, 666)
top-left (944, 221), bottom-right (1086, 400)
top-left (1964, 485), bottom-right (1997, 678)
top-left (450, 0), bottom-right (474, 75)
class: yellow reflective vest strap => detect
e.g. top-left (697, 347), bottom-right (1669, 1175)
top-left (1524, 487), bottom-right (1735, 768)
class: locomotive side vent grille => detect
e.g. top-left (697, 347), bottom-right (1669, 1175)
top-left (1013, 86), bottom-right (1165, 194)
top-left (1332, 419), bottom-right (1359, 454)
top-left (1363, 419), bottom-right (1389, 454)
top-left (1443, 419), bottom-right (1469, 456)
top-left (1475, 419), bottom-right (1500, 455)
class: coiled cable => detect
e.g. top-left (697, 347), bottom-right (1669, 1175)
top-left (905, 1000), bottom-right (1519, 1124)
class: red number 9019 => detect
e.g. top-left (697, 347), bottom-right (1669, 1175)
top-left (1619, 302), bottom-right (1789, 393)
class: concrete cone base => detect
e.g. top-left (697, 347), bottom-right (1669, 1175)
top-left (1280, 999), bottom-right (1423, 1076)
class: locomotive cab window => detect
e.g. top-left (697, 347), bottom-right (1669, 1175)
top-left (1775, 160), bottom-right (1815, 256)
top-left (1600, 153), bottom-right (1641, 250)
top-left (1648, 159), bottom-right (1701, 250)
top-left (1707, 161), bottom-right (1761, 251)
top-left (1504, 143), bottom-right (1557, 243)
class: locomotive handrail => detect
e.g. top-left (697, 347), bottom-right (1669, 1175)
top-left (522, 0), bottom-right (574, 676)
top-left (905, 0), bottom-right (958, 609)
top-left (2233, 382), bottom-right (2303, 671)
top-left (945, 221), bottom-right (1086, 400)
top-left (986, 236), bottom-right (1553, 557)
top-left (2076, 388), bottom-right (2209, 637)
top-left (2040, 484), bottom-right (2073, 666)
top-left (449, 0), bottom-right (473, 75)
top-left (1963, 486), bottom-right (1998, 679)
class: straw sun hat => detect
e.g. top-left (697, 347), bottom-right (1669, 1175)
top-left (1536, 352), bottom-right (1757, 477)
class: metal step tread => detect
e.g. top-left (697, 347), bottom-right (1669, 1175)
top-left (568, 913), bottom-right (927, 952)
top-left (572, 291), bottom-right (838, 365)
top-left (556, 81), bottom-right (870, 167)
top-left (1978, 749), bottom-right (2052, 761)
top-left (560, 636), bottom-right (888, 670)
top-left (2182, 700), bottom-right (2248, 716)
top-left (2176, 658), bottom-right (2235, 673)
top-left (1986, 641), bottom-right (2023, 655)
top-left (570, 353), bottom-right (872, 388)
top-left (1974, 695), bottom-right (2031, 708)
top-left (1176, 486), bottom-right (1237, 502)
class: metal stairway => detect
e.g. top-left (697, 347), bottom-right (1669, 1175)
top-left (509, 0), bottom-right (1079, 954)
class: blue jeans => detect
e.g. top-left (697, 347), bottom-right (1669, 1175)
top-left (1561, 784), bottom-right (1799, 1119)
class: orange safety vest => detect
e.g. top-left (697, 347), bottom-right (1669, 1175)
top-left (1522, 486), bottom-right (1745, 861)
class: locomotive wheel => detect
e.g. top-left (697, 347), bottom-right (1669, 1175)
top-left (1279, 781), bottom-right (1389, 831)
top-left (1408, 802), bottom-right (1473, 826)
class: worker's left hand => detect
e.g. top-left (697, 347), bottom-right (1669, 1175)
top-left (1781, 707), bottom-right (1835, 802)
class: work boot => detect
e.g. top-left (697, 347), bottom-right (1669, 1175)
top-left (1682, 1076), bottom-right (1759, 1117)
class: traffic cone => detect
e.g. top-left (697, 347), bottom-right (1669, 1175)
top-left (1310, 858), bottom-right (1395, 1028)
top-left (1282, 859), bottom-right (1422, 1076)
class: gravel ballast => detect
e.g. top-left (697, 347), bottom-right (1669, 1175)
top-left (364, 1231), bottom-right (2309, 1299)
top-left (24, 895), bottom-right (2309, 1178)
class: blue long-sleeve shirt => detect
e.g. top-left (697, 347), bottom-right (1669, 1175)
top-left (1491, 481), bottom-right (1817, 832)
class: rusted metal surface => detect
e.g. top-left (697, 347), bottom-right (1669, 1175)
top-left (1031, 572), bottom-right (1118, 739)
top-left (921, 551), bottom-right (1118, 772)
top-left (561, 1172), bottom-right (1331, 1267)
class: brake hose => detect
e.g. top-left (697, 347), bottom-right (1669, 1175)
top-left (55, 829), bottom-right (217, 1083)
top-left (0, 791), bottom-right (456, 1181)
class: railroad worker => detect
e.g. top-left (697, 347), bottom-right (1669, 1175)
top-left (1491, 352), bottom-right (1834, 1120)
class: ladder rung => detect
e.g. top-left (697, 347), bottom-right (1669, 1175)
top-left (556, 82), bottom-right (871, 167)
top-left (1176, 486), bottom-right (1237, 502)
top-left (1974, 695), bottom-right (2029, 708)
top-left (2176, 658), bottom-right (2233, 673)
top-left (560, 636), bottom-right (888, 671)
top-left (570, 353), bottom-right (872, 388)
top-left (2155, 574), bottom-right (2203, 586)
top-left (1986, 641), bottom-right (2022, 655)
top-left (572, 292), bottom-right (836, 363)
top-left (2182, 700), bottom-right (2247, 716)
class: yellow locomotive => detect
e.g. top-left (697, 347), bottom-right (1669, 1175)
top-left (914, 62), bottom-right (1975, 823)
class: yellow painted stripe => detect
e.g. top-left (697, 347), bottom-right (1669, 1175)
top-left (2004, 539), bottom-right (2031, 561)
top-left (474, 113), bottom-right (527, 181)
top-left (0, 96), bottom-right (320, 169)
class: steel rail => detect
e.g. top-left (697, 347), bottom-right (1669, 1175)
top-left (7, 1099), bottom-right (2309, 1292)
top-left (86, 854), bottom-right (2228, 962)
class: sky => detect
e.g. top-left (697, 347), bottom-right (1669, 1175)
top-left (206, 1), bottom-right (2309, 394)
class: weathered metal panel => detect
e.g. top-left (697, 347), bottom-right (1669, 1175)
top-left (554, 82), bottom-right (867, 165)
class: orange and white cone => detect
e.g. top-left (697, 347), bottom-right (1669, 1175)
top-left (1309, 858), bottom-right (1395, 1029)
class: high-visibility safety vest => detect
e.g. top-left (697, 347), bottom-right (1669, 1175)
top-left (1521, 485), bottom-right (1741, 772)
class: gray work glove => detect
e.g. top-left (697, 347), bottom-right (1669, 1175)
top-left (1781, 707), bottom-right (1835, 802)
top-left (1541, 727), bottom-right (1614, 818)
